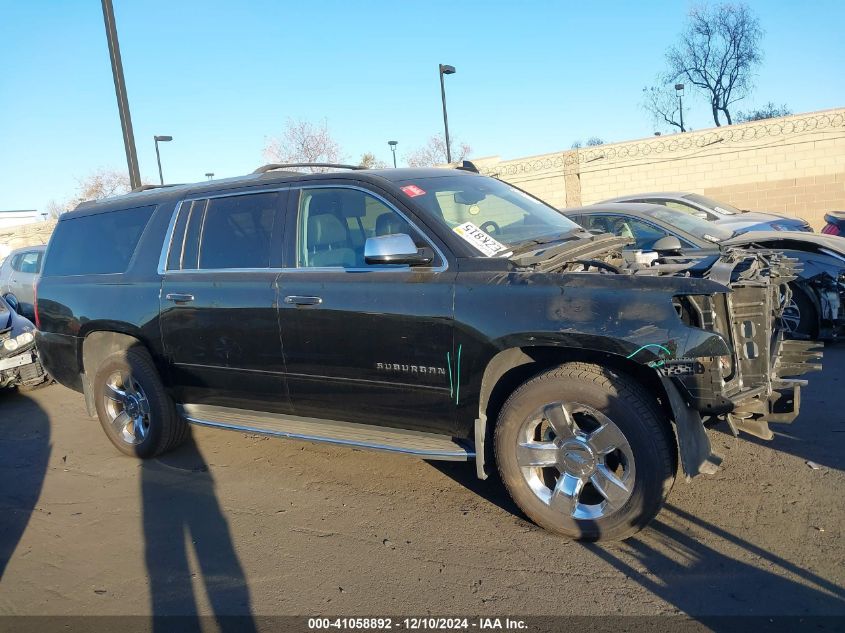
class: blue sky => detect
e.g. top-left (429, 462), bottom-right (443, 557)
top-left (1, 1), bottom-right (843, 213)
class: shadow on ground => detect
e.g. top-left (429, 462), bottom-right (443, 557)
top-left (585, 504), bottom-right (845, 617)
top-left (142, 435), bottom-right (256, 632)
top-left (0, 388), bottom-right (50, 580)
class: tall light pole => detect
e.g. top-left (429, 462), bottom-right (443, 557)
top-left (154, 135), bottom-right (172, 185)
top-left (438, 64), bottom-right (456, 163)
top-left (388, 140), bottom-right (398, 168)
top-left (101, 0), bottom-right (141, 190)
top-left (675, 83), bottom-right (686, 132)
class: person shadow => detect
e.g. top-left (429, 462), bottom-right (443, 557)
top-left (141, 435), bottom-right (256, 633)
top-left (0, 389), bottom-right (51, 580)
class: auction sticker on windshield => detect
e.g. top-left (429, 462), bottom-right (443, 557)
top-left (453, 221), bottom-right (508, 257)
top-left (400, 184), bottom-right (426, 198)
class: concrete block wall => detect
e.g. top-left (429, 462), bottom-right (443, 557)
top-left (478, 108), bottom-right (845, 229)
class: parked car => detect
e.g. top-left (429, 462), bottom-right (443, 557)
top-left (0, 294), bottom-right (48, 390)
top-left (822, 211), bottom-right (845, 236)
top-left (35, 163), bottom-right (819, 541)
top-left (602, 192), bottom-right (813, 234)
top-left (0, 244), bottom-right (46, 320)
top-left (564, 203), bottom-right (845, 339)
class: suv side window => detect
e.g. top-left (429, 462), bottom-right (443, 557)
top-left (295, 187), bottom-right (428, 269)
top-left (168, 193), bottom-right (280, 271)
top-left (199, 193), bottom-right (277, 270)
top-left (42, 205), bottom-right (155, 276)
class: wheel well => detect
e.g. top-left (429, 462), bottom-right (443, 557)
top-left (480, 346), bottom-right (674, 438)
top-left (82, 331), bottom-right (145, 376)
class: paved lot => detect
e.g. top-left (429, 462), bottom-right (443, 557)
top-left (1, 348), bottom-right (843, 620)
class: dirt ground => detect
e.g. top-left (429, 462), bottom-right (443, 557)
top-left (1, 347), bottom-right (843, 622)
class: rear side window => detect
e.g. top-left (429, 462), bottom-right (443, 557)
top-left (166, 192), bottom-right (280, 271)
top-left (42, 205), bottom-right (155, 276)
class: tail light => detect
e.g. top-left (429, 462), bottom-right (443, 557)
top-left (33, 279), bottom-right (40, 329)
top-left (822, 224), bottom-right (840, 236)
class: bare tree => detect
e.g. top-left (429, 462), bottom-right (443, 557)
top-left (642, 83), bottom-right (685, 132)
top-left (46, 168), bottom-right (136, 217)
top-left (736, 102), bottom-right (791, 122)
top-left (358, 152), bottom-right (388, 169)
top-left (263, 118), bottom-right (344, 171)
top-left (405, 134), bottom-right (471, 167)
top-left (667, 3), bottom-right (763, 126)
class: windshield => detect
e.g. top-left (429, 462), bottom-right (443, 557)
top-left (648, 207), bottom-right (734, 242)
top-left (395, 175), bottom-right (580, 255)
top-left (684, 193), bottom-right (742, 215)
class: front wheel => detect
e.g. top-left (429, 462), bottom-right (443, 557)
top-left (494, 362), bottom-right (676, 541)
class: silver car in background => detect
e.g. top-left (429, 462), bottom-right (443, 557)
top-left (0, 244), bottom-right (46, 320)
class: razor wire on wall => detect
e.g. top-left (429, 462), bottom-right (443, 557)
top-left (482, 111), bottom-right (845, 178)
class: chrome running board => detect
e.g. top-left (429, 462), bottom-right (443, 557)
top-left (178, 403), bottom-right (474, 461)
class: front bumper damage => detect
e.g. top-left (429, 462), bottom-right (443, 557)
top-left (0, 345), bottom-right (47, 389)
top-left (654, 249), bottom-right (823, 475)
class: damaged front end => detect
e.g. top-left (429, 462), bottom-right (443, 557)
top-left (664, 249), bottom-right (823, 442)
top-left (0, 297), bottom-right (48, 390)
top-left (514, 234), bottom-right (823, 477)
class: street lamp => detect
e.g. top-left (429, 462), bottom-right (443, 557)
top-left (675, 83), bottom-right (685, 132)
top-left (205, 172), bottom-right (214, 180)
top-left (388, 140), bottom-right (398, 168)
top-left (154, 135), bottom-right (173, 185)
top-left (438, 64), bottom-right (456, 163)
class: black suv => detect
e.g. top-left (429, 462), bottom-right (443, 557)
top-left (35, 164), bottom-right (821, 541)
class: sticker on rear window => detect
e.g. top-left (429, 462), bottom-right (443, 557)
top-left (453, 222), bottom-right (508, 257)
top-left (401, 185), bottom-right (426, 198)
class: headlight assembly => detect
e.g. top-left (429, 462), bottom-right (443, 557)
top-left (2, 331), bottom-right (35, 352)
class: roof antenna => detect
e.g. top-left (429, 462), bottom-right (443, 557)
top-left (455, 160), bottom-right (479, 173)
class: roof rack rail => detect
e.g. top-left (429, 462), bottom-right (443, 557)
top-left (131, 183), bottom-right (183, 193)
top-left (253, 163), bottom-right (365, 174)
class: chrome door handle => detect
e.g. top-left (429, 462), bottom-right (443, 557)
top-left (165, 293), bottom-right (195, 303)
top-left (284, 295), bottom-right (323, 306)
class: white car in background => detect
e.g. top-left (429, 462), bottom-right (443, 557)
top-left (0, 244), bottom-right (46, 321)
top-left (602, 192), bottom-right (813, 233)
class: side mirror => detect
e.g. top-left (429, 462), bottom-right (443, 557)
top-left (652, 235), bottom-right (683, 254)
top-left (364, 234), bottom-right (433, 266)
top-left (4, 294), bottom-right (19, 313)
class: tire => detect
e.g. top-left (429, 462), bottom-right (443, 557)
top-left (92, 347), bottom-right (188, 458)
top-left (494, 362), bottom-right (676, 541)
top-left (782, 283), bottom-right (818, 339)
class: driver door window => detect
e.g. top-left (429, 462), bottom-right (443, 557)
top-left (295, 187), bottom-right (429, 268)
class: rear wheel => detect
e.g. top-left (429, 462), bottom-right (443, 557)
top-left (494, 362), bottom-right (676, 541)
top-left (92, 347), bottom-right (188, 457)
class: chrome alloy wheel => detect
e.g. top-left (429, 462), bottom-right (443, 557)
top-left (516, 401), bottom-right (636, 520)
top-left (103, 371), bottom-right (151, 446)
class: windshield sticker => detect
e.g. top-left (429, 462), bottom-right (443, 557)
top-left (453, 222), bottom-right (508, 257)
top-left (401, 184), bottom-right (426, 198)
